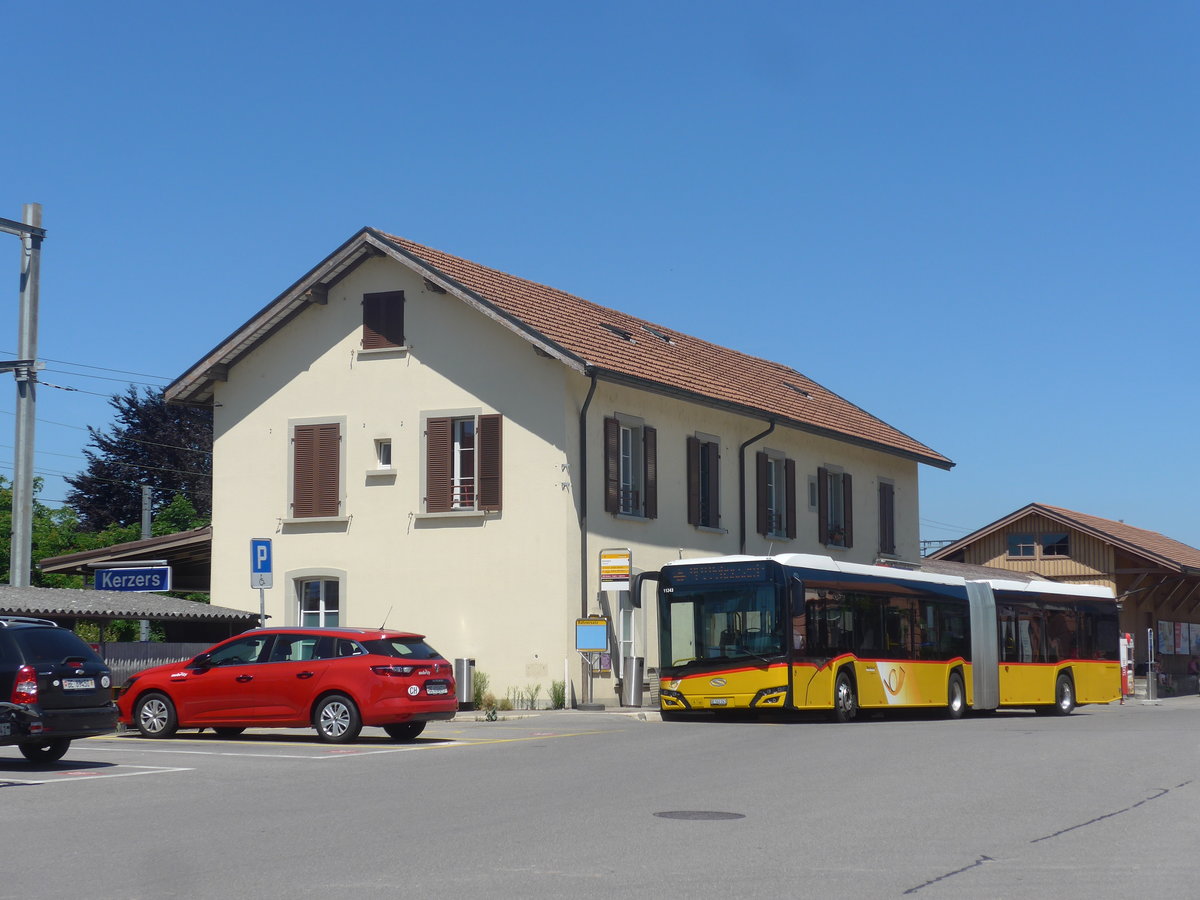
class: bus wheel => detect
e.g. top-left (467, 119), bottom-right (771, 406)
top-left (833, 671), bottom-right (857, 723)
top-left (1052, 673), bottom-right (1076, 716)
top-left (945, 671), bottom-right (966, 720)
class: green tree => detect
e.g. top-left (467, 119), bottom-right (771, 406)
top-left (1, 477), bottom-right (208, 588)
top-left (64, 386), bottom-right (212, 531)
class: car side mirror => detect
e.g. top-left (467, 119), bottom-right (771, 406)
top-left (192, 653), bottom-right (212, 669)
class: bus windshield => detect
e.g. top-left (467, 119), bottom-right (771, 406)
top-left (659, 582), bottom-right (785, 669)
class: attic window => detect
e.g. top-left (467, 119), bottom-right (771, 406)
top-left (642, 325), bottom-right (674, 345)
top-left (784, 382), bottom-right (812, 399)
top-left (600, 323), bottom-right (636, 342)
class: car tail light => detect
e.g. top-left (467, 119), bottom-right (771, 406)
top-left (371, 665), bottom-right (437, 677)
top-left (12, 664), bottom-right (38, 704)
top-left (371, 665), bottom-right (416, 676)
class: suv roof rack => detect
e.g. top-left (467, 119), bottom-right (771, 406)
top-left (0, 615), bottom-right (59, 628)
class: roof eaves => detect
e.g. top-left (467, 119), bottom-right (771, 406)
top-left (1030, 505), bottom-right (1189, 573)
top-left (591, 367), bottom-right (955, 470)
top-left (166, 228), bottom-right (383, 405)
top-left (928, 502), bottom-right (1189, 572)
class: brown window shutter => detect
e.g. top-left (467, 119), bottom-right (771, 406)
top-left (362, 291), bottom-right (405, 349)
top-left (293, 426), bottom-right (316, 518)
top-left (293, 423), bottom-right (339, 518)
top-left (425, 417), bottom-right (452, 513)
top-left (785, 458), bottom-right (797, 539)
top-left (756, 451), bottom-right (769, 536)
top-left (686, 436), bottom-right (700, 526)
top-left (842, 473), bottom-right (853, 548)
top-left (704, 442), bottom-right (720, 528)
top-left (817, 466), bottom-right (829, 543)
top-left (643, 425), bottom-right (657, 519)
top-left (603, 417), bottom-right (620, 514)
top-left (879, 482), bottom-right (895, 555)
top-left (477, 414), bottom-right (503, 512)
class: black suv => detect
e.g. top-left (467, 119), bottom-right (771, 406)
top-left (1, 617), bottom-right (119, 762)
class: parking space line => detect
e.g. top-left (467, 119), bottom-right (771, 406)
top-left (78, 728), bottom-right (611, 760)
top-left (0, 765), bottom-right (192, 785)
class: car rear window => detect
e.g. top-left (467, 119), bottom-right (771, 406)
top-left (18, 628), bottom-right (104, 665)
top-left (361, 638), bottom-right (442, 660)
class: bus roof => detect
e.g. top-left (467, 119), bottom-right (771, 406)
top-left (661, 554), bottom-right (1116, 600)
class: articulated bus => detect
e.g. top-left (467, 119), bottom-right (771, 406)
top-left (653, 554), bottom-right (1121, 720)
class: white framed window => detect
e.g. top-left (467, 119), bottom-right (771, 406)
top-left (756, 449), bottom-right (795, 539)
top-left (604, 415), bottom-right (657, 519)
top-left (298, 578), bottom-right (340, 627)
top-left (423, 411), bottom-right (503, 514)
top-left (375, 438), bottom-right (392, 469)
top-left (452, 418), bottom-right (476, 508)
top-left (818, 466), bottom-right (853, 548)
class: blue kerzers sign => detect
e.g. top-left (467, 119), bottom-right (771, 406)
top-left (95, 566), bottom-right (172, 592)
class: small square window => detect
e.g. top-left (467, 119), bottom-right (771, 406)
top-left (1041, 533), bottom-right (1070, 557)
top-left (1007, 533), bottom-right (1036, 558)
top-left (375, 439), bottom-right (392, 469)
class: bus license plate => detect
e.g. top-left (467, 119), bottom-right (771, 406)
top-left (62, 678), bottom-right (95, 691)
top-left (710, 698), bottom-right (728, 706)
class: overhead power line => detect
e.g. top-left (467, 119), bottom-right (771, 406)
top-left (0, 350), bottom-right (171, 382)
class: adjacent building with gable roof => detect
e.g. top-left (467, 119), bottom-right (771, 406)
top-left (166, 227), bottom-right (952, 704)
top-left (928, 503), bottom-right (1200, 683)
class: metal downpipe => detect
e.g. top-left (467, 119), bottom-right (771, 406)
top-left (738, 420), bottom-right (776, 554)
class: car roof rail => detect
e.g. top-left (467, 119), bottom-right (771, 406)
top-left (0, 615), bottom-right (60, 628)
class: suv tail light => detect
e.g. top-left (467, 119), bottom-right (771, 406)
top-left (12, 664), bottom-right (38, 704)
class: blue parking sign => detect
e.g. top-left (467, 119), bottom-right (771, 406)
top-left (251, 538), bottom-right (273, 589)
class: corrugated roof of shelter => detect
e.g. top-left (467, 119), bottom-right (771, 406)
top-left (166, 228), bottom-right (952, 469)
top-left (0, 585), bottom-right (257, 622)
top-left (929, 503), bottom-right (1200, 573)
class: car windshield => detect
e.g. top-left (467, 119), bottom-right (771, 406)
top-left (361, 638), bottom-right (442, 660)
top-left (19, 628), bottom-right (104, 665)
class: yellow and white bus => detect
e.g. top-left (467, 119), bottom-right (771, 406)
top-left (653, 554), bottom-right (1120, 720)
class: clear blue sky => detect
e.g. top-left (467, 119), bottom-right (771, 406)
top-left (5, 1), bottom-right (1199, 551)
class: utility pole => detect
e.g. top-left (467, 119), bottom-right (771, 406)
top-left (1, 204), bottom-right (45, 587)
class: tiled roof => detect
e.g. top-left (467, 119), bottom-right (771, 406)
top-left (1035, 504), bottom-right (1200, 571)
top-left (167, 228), bottom-right (951, 469)
top-left (929, 502), bottom-right (1200, 572)
top-left (374, 231), bottom-right (952, 469)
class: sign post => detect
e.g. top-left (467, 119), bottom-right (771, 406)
top-left (250, 539), bottom-right (273, 627)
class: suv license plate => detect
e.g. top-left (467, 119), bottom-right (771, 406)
top-left (62, 677), bottom-right (96, 691)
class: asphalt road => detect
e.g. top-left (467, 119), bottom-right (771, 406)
top-left (1, 697), bottom-right (1196, 899)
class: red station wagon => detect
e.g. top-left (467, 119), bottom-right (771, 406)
top-left (116, 627), bottom-right (457, 743)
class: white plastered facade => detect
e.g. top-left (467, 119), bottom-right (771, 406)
top-left (207, 254), bottom-right (923, 706)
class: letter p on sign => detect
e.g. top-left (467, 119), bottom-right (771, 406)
top-left (251, 538), bottom-right (273, 589)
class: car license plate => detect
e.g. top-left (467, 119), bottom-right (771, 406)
top-left (0, 723), bottom-right (10, 736)
top-left (710, 698), bottom-right (728, 706)
top-left (426, 683), bottom-right (449, 695)
top-left (62, 677), bottom-right (95, 691)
